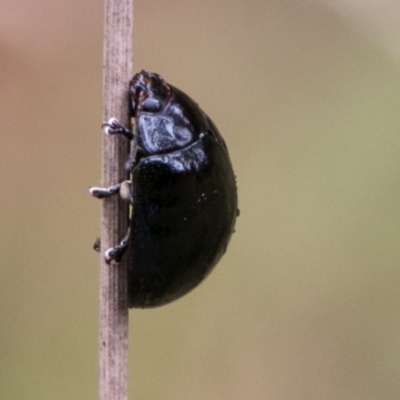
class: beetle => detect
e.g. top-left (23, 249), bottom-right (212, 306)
top-left (90, 71), bottom-right (238, 308)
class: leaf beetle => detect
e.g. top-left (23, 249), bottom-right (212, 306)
top-left (90, 71), bottom-right (238, 308)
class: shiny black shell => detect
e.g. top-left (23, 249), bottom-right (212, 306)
top-left (127, 71), bottom-right (238, 307)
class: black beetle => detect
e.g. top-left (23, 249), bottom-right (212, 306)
top-left (90, 71), bottom-right (238, 308)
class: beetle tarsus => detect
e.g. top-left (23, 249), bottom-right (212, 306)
top-left (105, 232), bottom-right (130, 263)
top-left (89, 184), bottom-right (121, 199)
top-left (102, 117), bottom-right (134, 140)
top-left (93, 237), bottom-right (101, 252)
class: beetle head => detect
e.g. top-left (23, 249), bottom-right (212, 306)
top-left (130, 71), bottom-right (171, 115)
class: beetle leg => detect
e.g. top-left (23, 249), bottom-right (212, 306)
top-left (93, 232), bottom-right (130, 262)
top-left (89, 183), bottom-right (121, 199)
top-left (119, 181), bottom-right (133, 205)
top-left (89, 181), bottom-right (133, 203)
top-left (125, 152), bottom-right (136, 170)
top-left (125, 146), bottom-right (144, 170)
top-left (93, 237), bottom-right (101, 252)
top-left (90, 180), bottom-right (132, 259)
top-left (124, 151), bottom-right (135, 170)
top-left (105, 230), bottom-right (130, 263)
top-left (102, 117), bottom-right (134, 140)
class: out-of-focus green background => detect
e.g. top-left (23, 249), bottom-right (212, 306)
top-left (2, 0), bottom-right (400, 399)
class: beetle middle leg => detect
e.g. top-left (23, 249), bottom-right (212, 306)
top-left (89, 183), bottom-right (121, 199)
top-left (90, 118), bottom-right (135, 262)
top-left (89, 181), bottom-right (133, 204)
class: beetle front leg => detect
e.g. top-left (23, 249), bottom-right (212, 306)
top-left (119, 181), bottom-right (133, 205)
top-left (102, 117), bottom-right (134, 140)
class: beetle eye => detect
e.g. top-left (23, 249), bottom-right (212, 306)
top-left (141, 97), bottom-right (161, 112)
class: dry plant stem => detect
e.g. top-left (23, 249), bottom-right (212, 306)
top-left (99, 0), bottom-right (133, 399)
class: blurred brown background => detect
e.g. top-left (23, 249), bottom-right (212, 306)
top-left (2, 0), bottom-right (400, 399)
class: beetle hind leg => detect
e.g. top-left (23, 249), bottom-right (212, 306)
top-left (92, 229), bottom-right (130, 263)
top-left (105, 231), bottom-right (130, 263)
